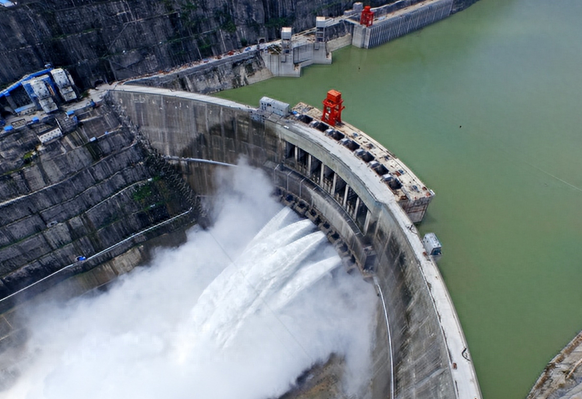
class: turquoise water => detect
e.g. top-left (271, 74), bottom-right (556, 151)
top-left (215, 1), bottom-right (582, 397)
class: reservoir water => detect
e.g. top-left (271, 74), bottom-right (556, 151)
top-left (215, 0), bottom-right (582, 398)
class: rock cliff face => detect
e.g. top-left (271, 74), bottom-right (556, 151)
top-left (0, 0), bottom-right (354, 90)
top-left (0, 0), bottom-right (480, 91)
top-left (0, 100), bottom-right (199, 306)
top-left (128, 52), bottom-right (273, 94)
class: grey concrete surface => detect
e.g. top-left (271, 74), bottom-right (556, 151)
top-left (528, 331), bottom-right (582, 399)
top-left (109, 85), bottom-right (482, 399)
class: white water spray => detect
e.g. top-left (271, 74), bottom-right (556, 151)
top-left (2, 164), bottom-right (376, 399)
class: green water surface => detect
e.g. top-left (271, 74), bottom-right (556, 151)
top-left (215, 1), bottom-right (582, 397)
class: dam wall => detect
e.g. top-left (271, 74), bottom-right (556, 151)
top-left (109, 85), bottom-right (481, 399)
top-left (352, 0), bottom-right (454, 49)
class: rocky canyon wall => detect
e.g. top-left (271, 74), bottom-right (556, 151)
top-left (0, 0), bottom-right (480, 91)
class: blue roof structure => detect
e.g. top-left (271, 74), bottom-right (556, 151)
top-left (0, 68), bottom-right (53, 98)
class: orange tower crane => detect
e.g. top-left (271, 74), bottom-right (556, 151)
top-left (360, 5), bottom-right (374, 27)
top-left (321, 90), bottom-right (345, 127)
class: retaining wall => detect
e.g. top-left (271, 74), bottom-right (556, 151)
top-left (352, 0), bottom-right (454, 49)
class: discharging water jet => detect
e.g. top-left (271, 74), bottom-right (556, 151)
top-left (3, 168), bottom-right (377, 399)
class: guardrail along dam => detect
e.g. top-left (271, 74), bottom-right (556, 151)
top-left (0, 85), bottom-right (481, 399)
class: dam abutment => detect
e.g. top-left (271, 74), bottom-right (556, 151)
top-left (109, 85), bottom-right (481, 399)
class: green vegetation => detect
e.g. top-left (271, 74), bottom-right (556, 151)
top-left (221, 19), bottom-right (237, 33)
top-left (197, 36), bottom-right (214, 58)
top-left (99, 214), bottom-right (120, 229)
top-left (132, 184), bottom-right (152, 203)
top-left (214, 6), bottom-right (237, 33)
top-left (247, 20), bottom-right (262, 35)
top-left (23, 151), bottom-right (36, 161)
top-left (1, 165), bottom-right (26, 177)
top-left (183, 0), bottom-right (199, 11)
top-left (265, 17), bottom-right (293, 30)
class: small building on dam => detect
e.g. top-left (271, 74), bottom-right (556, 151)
top-left (0, 84), bottom-right (482, 399)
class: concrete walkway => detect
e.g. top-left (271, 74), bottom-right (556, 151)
top-left (285, 116), bottom-right (482, 399)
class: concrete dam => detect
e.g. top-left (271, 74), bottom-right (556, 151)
top-left (106, 85), bottom-right (481, 398)
top-left (0, 84), bottom-right (481, 397)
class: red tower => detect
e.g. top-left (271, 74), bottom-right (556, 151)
top-left (360, 6), bottom-right (374, 27)
top-left (321, 90), bottom-right (345, 127)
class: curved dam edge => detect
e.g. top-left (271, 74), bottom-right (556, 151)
top-left (108, 84), bottom-right (482, 399)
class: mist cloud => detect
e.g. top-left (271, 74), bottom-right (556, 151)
top-left (3, 162), bottom-right (377, 399)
